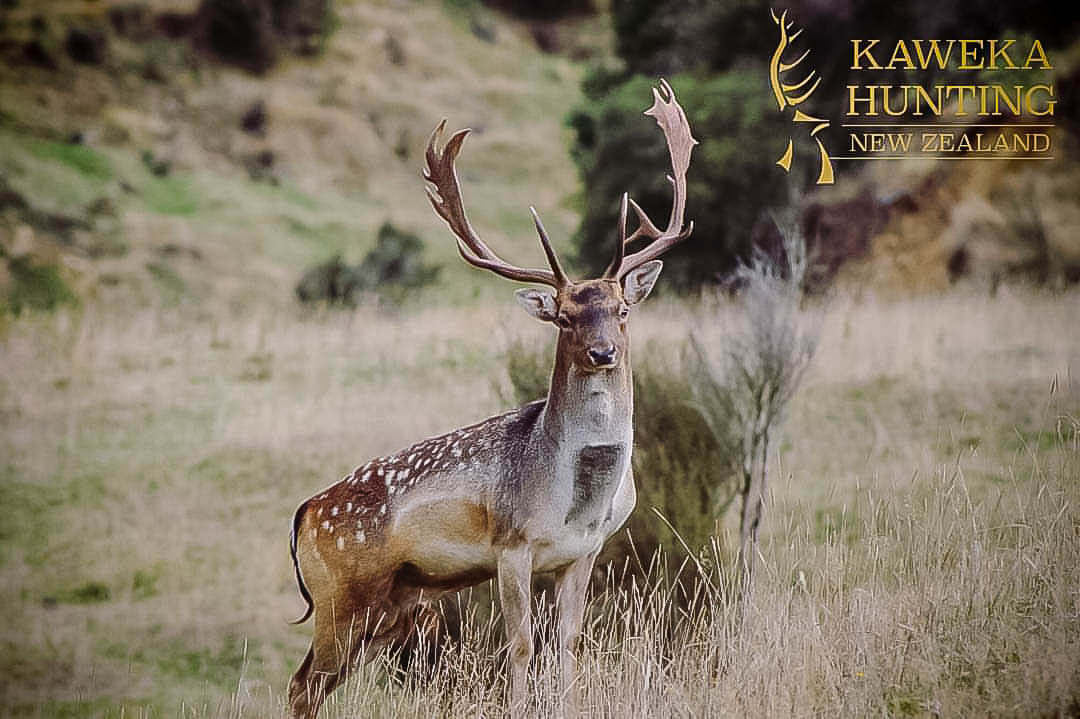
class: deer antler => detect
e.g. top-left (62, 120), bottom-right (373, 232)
top-left (604, 79), bottom-right (698, 280)
top-left (424, 121), bottom-right (568, 288)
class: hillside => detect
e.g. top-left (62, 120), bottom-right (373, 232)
top-left (804, 129), bottom-right (1080, 296)
top-left (801, 38), bottom-right (1080, 296)
top-left (4, 2), bottom-right (1079, 312)
top-left (0, 0), bottom-right (604, 313)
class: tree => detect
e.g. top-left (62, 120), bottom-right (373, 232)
top-left (569, 72), bottom-right (810, 288)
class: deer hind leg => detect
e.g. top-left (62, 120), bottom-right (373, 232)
top-left (497, 545), bottom-right (534, 713)
top-left (287, 644), bottom-right (324, 719)
top-left (287, 599), bottom-right (404, 719)
top-left (287, 611), bottom-right (363, 719)
top-left (393, 597), bottom-right (447, 678)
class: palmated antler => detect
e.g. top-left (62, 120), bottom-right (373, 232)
top-left (424, 121), bottom-right (568, 288)
top-left (604, 79), bottom-right (698, 280)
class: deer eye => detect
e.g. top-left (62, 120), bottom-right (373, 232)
top-left (556, 315), bottom-right (571, 329)
top-left (618, 305), bottom-right (630, 320)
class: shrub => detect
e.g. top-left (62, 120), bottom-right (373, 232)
top-left (568, 72), bottom-right (799, 289)
top-left (193, 0), bottom-right (332, 72)
top-left (295, 253), bottom-right (361, 305)
top-left (689, 225), bottom-right (821, 584)
top-left (355, 223), bottom-right (441, 296)
top-left (268, 0), bottom-right (333, 55)
top-left (3, 257), bottom-right (78, 315)
top-left (617, 347), bottom-right (739, 566)
top-left (295, 223), bottom-right (440, 305)
top-left (65, 26), bottom-right (109, 65)
top-left (194, 0), bottom-right (279, 73)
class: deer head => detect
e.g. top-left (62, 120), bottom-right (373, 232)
top-left (424, 79), bottom-right (697, 373)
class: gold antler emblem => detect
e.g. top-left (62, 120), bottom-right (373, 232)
top-left (769, 9), bottom-right (833, 184)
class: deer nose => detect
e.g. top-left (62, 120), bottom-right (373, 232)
top-left (587, 345), bottom-right (617, 367)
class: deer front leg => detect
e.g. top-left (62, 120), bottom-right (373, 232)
top-left (497, 545), bottom-right (534, 713)
top-left (554, 551), bottom-right (597, 717)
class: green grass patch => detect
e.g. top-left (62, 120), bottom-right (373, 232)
top-left (0, 479), bottom-right (63, 567)
top-left (250, 179), bottom-right (321, 212)
top-left (156, 634), bottom-right (249, 689)
top-left (1010, 425), bottom-right (1070, 453)
top-left (282, 215), bottom-right (351, 257)
top-left (4, 696), bottom-right (144, 719)
top-left (26, 141), bottom-right (113, 179)
top-left (145, 262), bottom-right (185, 293)
top-left (61, 580), bottom-right (111, 605)
top-left (140, 175), bottom-right (201, 216)
top-left (131, 567), bottom-right (162, 600)
top-left (3, 258), bottom-right (78, 315)
top-left (883, 685), bottom-right (929, 716)
top-left (811, 503), bottom-right (864, 546)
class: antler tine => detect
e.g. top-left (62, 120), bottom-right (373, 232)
top-left (605, 78), bottom-right (698, 280)
top-left (424, 121), bottom-right (565, 288)
top-left (602, 193), bottom-right (630, 278)
top-left (529, 207), bottom-right (568, 286)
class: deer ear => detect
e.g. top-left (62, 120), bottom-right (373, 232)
top-left (515, 288), bottom-right (558, 322)
top-left (622, 260), bottom-right (663, 304)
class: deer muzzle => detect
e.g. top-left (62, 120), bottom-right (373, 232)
top-left (587, 344), bottom-right (618, 369)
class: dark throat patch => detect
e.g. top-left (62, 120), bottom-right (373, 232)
top-left (567, 444), bottom-right (624, 527)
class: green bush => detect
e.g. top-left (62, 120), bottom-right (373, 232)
top-left (355, 223), bottom-right (441, 296)
top-left (568, 72), bottom-right (801, 288)
top-left (4, 258), bottom-right (78, 315)
top-left (194, 0), bottom-right (279, 73)
top-left (296, 222), bottom-right (440, 305)
top-left (63, 580), bottom-right (111, 604)
top-left (193, 0), bottom-right (333, 72)
top-left (618, 346), bottom-right (739, 563)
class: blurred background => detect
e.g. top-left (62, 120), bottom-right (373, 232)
top-left (1, 0), bottom-right (1078, 716)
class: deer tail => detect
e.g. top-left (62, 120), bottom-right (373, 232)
top-left (289, 500), bottom-right (315, 625)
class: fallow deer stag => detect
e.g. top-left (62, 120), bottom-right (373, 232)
top-left (287, 79), bottom-right (696, 718)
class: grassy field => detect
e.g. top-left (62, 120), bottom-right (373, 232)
top-left (0, 286), bottom-right (1077, 718)
top-left (1, 2), bottom-right (1078, 716)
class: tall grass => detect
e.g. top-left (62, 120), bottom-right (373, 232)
top-left (271, 450), bottom-right (1080, 718)
top-left (0, 288), bottom-right (1077, 717)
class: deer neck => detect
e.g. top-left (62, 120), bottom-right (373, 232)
top-left (541, 338), bottom-right (633, 446)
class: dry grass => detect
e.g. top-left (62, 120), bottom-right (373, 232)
top-left (1, 286), bottom-right (1077, 717)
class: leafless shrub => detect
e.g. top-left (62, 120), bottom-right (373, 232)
top-left (689, 223), bottom-right (822, 588)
